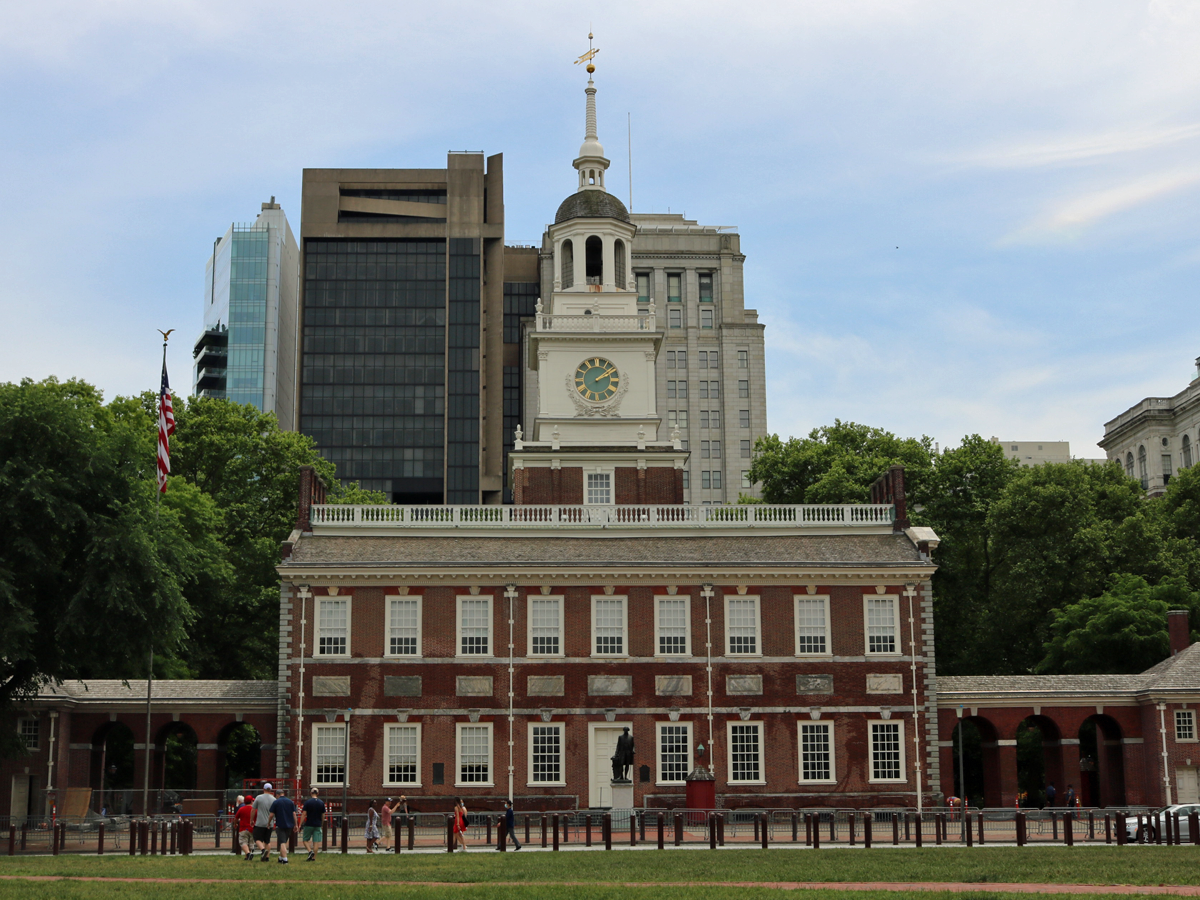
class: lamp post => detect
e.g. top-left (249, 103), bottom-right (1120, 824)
top-left (342, 708), bottom-right (353, 822)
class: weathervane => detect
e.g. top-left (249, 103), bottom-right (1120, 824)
top-left (574, 31), bottom-right (599, 74)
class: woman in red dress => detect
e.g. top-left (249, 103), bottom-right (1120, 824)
top-left (453, 798), bottom-right (468, 852)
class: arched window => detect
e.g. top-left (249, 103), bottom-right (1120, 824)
top-left (1183, 434), bottom-right (1193, 469)
top-left (589, 169), bottom-right (596, 185)
top-left (1125, 453), bottom-right (1134, 478)
top-left (1138, 445), bottom-right (1148, 489)
top-left (561, 239), bottom-right (574, 288)
top-left (585, 236), bottom-right (603, 284)
top-left (614, 240), bottom-right (626, 290)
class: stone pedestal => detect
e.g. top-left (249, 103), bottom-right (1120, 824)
top-left (609, 780), bottom-right (634, 810)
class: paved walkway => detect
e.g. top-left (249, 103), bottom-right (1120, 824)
top-left (5, 876), bottom-right (1200, 894)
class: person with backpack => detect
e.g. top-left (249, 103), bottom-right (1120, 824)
top-left (498, 799), bottom-right (521, 851)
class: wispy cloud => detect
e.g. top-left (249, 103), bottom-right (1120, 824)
top-left (951, 123), bottom-right (1200, 169)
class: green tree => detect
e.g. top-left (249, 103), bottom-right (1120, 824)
top-left (0, 379), bottom-right (195, 755)
top-left (1037, 574), bottom-right (1200, 674)
top-left (747, 420), bottom-right (934, 505)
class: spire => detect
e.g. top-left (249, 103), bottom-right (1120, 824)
top-left (573, 33), bottom-right (609, 192)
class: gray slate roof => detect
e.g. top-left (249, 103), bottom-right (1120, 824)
top-left (285, 533), bottom-right (928, 569)
top-left (38, 680), bottom-right (277, 703)
top-left (555, 190), bottom-right (631, 224)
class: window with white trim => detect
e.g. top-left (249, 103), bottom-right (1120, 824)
top-left (529, 723), bottom-right (564, 784)
top-left (457, 596), bottom-right (491, 656)
top-left (656, 596), bottom-right (690, 656)
top-left (385, 724), bottom-right (421, 785)
top-left (587, 473), bottom-right (612, 505)
top-left (728, 722), bottom-right (763, 783)
top-left (658, 723), bottom-right (691, 784)
top-left (317, 598), bottom-right (349, 656)
top-left (456, 723), bottom-right (493, 785)
top-left (1176, 710), bottom-right (1196, 742)
top-left (313, 724), bottom-right (345, 785)
top-left (528, 596), bottom-right (562, 656)
top-left (592, 596), bottom-right (627, 656)
top-left (869, 720), bottom-right (905, 782)
top-left (387, 597), bottom-right (421, 657)
top-left (725, 596), bottom-right (760, 655)
top-left (795, 595), bottom-right (830, 655)
top-left (865, 595), bottom-right (898, 655)
top-left (18, 718), bottom-right (39, 751)
top-left (799, 722), bottom-right (835, 782)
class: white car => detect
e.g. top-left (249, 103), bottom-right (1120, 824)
top-left (1124, 805), bottom-right (1199, 842)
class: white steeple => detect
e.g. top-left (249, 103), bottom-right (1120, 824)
top-left (573, 38), bottom-right (609, 193)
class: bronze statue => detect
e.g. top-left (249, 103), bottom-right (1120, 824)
top-left (611, 727), bottom-right (635, 782)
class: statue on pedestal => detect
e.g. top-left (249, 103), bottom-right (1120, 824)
top-left (610, 727), bottom-right (634, 783)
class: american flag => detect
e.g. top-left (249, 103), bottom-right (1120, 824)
top-left (157, 353), bottom-right (175, 493)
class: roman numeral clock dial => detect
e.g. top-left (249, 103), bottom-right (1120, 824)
top-left (575, 357), bottom-right (620, 402)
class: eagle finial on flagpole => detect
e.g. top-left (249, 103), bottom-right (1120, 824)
top-left (158, 328), bottom-right (174, 344)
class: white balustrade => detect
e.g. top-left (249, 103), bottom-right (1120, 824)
top-left (308, 503), bottom-right (895, 530)
top-left (536, 313), bottom-right (656, 333)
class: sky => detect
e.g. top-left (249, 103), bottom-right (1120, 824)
top-left (1, 0), bottom-right (1197, 457)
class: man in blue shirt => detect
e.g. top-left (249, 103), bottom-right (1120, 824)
top-left (299, 788), bottom-right (326, 862)
top-left (500, 799), bottom-right (521, 850)
top-left (268, 790), bottom-right (298, 864)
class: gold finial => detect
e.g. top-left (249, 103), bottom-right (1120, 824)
top-left (575, 31), bottom-right (598, 73)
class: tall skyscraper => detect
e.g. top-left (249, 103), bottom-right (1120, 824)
top-left (193, 199), bottom-right (300, 426)
top-left (297, 155), bottom-right (526, 504)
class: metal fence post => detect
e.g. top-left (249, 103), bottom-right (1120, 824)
top-left (657, 812), bottom-right (664, 850)
top-left (525, 815), bottom-right (530, 844)
top-left (892, 813), bottom-right (899, 845)
top-left (849, 811), bottom-right (857, 846)
top-left (51, 823), bottom-right (60, 857)
top-left (408, 815), bottom-right (415, 851)
top-left (552, 814), bottom-right (559, 851)
top-left (1016, 811), bottom-right (1026, 846)
top-left (675, 812), bottom-right (682, 847)
top-left (812, 814), bottom-right (820, 849)
top-left (1190, 812), bottom-right (1199, 845)
top-left (586, 815), bottom-right (592, 847)
top-left (1065, 811), bottom-right (1074, 847)
top-left (1104, 813), bottom-right (1111, 844)
top-left (864, 812), bottom-right (872, 848)
top-left (804, 812), bottom-right (812, 846)
top-left (963, 812), bottom-right (970, 847)
top-left (341, 816), bottom-right (349, 854)
top-left (978, 811), bottom-right (985, 845)
top-left (498, 816), bottom-right (507, 852)
top-left (792, 811), bottom-right (798, 843)
top-left (630, 811), bottom-right (637, 847)
top-left (540, 815), bottom-right (547, 848)
top-left (914, 814), bottom-right (923, 848)
top-left (718, 813), bottom-right (725, 846)
top-left (604, 812), bottom-right (612, 851)
top-left (1116, 812), bottom-right (1126, 845)
top-left (7, 826), bottom-right (14, 856)
top-left (486, 817), bottom-right (492, 845)
top-left (446, 815), bottom-right (454, 853)
top-left (708, 813), bottom-right (716, 850)
top-left (1051, 811), bottom-right (1058, 841)
top-left (128, 822), bottom-right (136, 856)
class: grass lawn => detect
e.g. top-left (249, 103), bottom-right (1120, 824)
top-left (2, 845), bottom-right (1200, 898)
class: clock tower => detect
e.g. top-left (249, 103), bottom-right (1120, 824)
top-left (510, 63), bottom-right (687, 505)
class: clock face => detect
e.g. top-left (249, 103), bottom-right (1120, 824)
top-left (575, 357), bottom-right (620, 402)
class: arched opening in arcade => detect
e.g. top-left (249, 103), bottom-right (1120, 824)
top-left (89, 721), bottom-right (136, 816)
top-left (951, 715), bottom-right (1001, 808)
top-left (1017, 715), bottom-right (1064, 808)
top-left (1079, 714), bottom-right (1126, 807)
top-left (218, 722), bottom-right (262, 792)
top-left (153, 722), bottom-right (198, 813)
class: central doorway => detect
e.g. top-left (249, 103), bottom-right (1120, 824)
top-left (588, 722), bottom-right (632, 808)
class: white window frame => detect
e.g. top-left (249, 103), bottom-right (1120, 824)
top-left (385, 595), bottom-right (422, 658)
top-left (384, 723), bottom-right (422, 787)
top-left (316, 597), bottom-right (351, 657)
top-left (656, 721), bottom-right (692, 785)
top-left (864, 594), bottom-right (900, 656)
top-left (654, 595), bottom-right (692, 657)
top-left (1176, 709), bottom-right (1197, 743)
top-left (18, 717), bottom-right (39, 751)
top-left (455, 722), bottom-right (494, 787)
top-left (726, 720), bottom-right (765, 784)
top-left (527, 595), bottom-right (564, 658)
top-left (798, 721), bottom-right (836, 783)
top-left (591, 595), bottom-right (628, 658)
top-left (724, 595), bottom-right (762, 657)
top-left (794, 594), bottom-right (831, 657)
top-left (456, 595), bottom-right (493, 658)
top-left (586, 470), bottom-right (614, 506)
top-left (868, 719), bottom-right (906, 783)
top-left (527, 722), bottom-right (566, 786)
top-left (312, 723), bottom-right (346, 787)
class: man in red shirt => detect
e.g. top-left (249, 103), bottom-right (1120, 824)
top-left (379, 798), bottom-right (396, 851)
top-left (234, 794), bottom-right (256, 860)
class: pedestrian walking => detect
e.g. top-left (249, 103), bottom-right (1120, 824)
top-left (300, 788), bottom-right (325, 862)
top-left (453, 798), bottom-right (468, 852)
top-left (1064, 784), bottom-right (1076, 809)
top-left (1045, 782), bottom-right (1056, 807)
top-left (234, 794), bottom-right (255, 860)
top-left (379, 798), bottom-right (397, 851)
top-left (499, 799), bottom-right (521, 851)
top-left (252, 784), bottom-right (276, 862)
top-left (269, 789), bottom-right (297, 865)
top-left (365, 801), bottom-right (380, 852)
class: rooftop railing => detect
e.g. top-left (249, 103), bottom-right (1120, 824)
top-left (309, 503), bottom-right (895, 530)
top-left (536, 312), bottom-right (656, 333)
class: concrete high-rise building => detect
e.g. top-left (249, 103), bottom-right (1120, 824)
top-left (297, 155), bottom-right (530, 504)
top-left (193, 199), bottom-right (299, 426)
top-left (526, 80), bottom-right (769, 502)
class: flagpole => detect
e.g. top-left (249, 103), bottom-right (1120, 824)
top-left (145, 330), bottom-right (172, 819)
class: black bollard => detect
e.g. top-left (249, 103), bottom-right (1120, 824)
top-left (498, 816), bottom-right (506, 852)
top-left (892, 814), bottom-right (899, 846)
top-left (964, 812), bottom-right (971, 847)
top-left (604, 812), bottom-right (612, 851)
top-left (864, 813), bottom-right (872, 848)
top-left (761, 813), bottom-right (769, 849)
top-left (849, 811), bottom-right (857, 846)
top-left (708, 813), bottom-right (716, 850)
top-left (341, 816), bottom-right (349, 854)
top-left (914, 814), bottom-right (923, 848)
top-left (657, 812), bottom-right (664, 850)
top-left (812, 814), bottom-right (820, 849)
top-left (552, 814), bottom-right (559, 851)
top-left (1065, 811), bottom-right (1074, 846)
top-left (675, 812), bottom-right (682, 847)
top-left (1016, 811), bottom-right (1026, 846)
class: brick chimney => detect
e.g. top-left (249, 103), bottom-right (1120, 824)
top-left (1168, 609), bottom-right (1191, 656)
top-left (869, 464), bottom-right (910, 533)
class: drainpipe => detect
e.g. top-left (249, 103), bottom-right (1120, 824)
top-left (1159, 702), bottom-right (1173, 806)
top-left (505, 584), bottom-right (518, 803)
top-left (701, 583), bottom-right (715, 769)
top-left (905, 582), bottom-right (922, 815)
top-left (46, 711), bottom-right (58, 821)
top-left (296, 585), bottom-right (310, 786)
